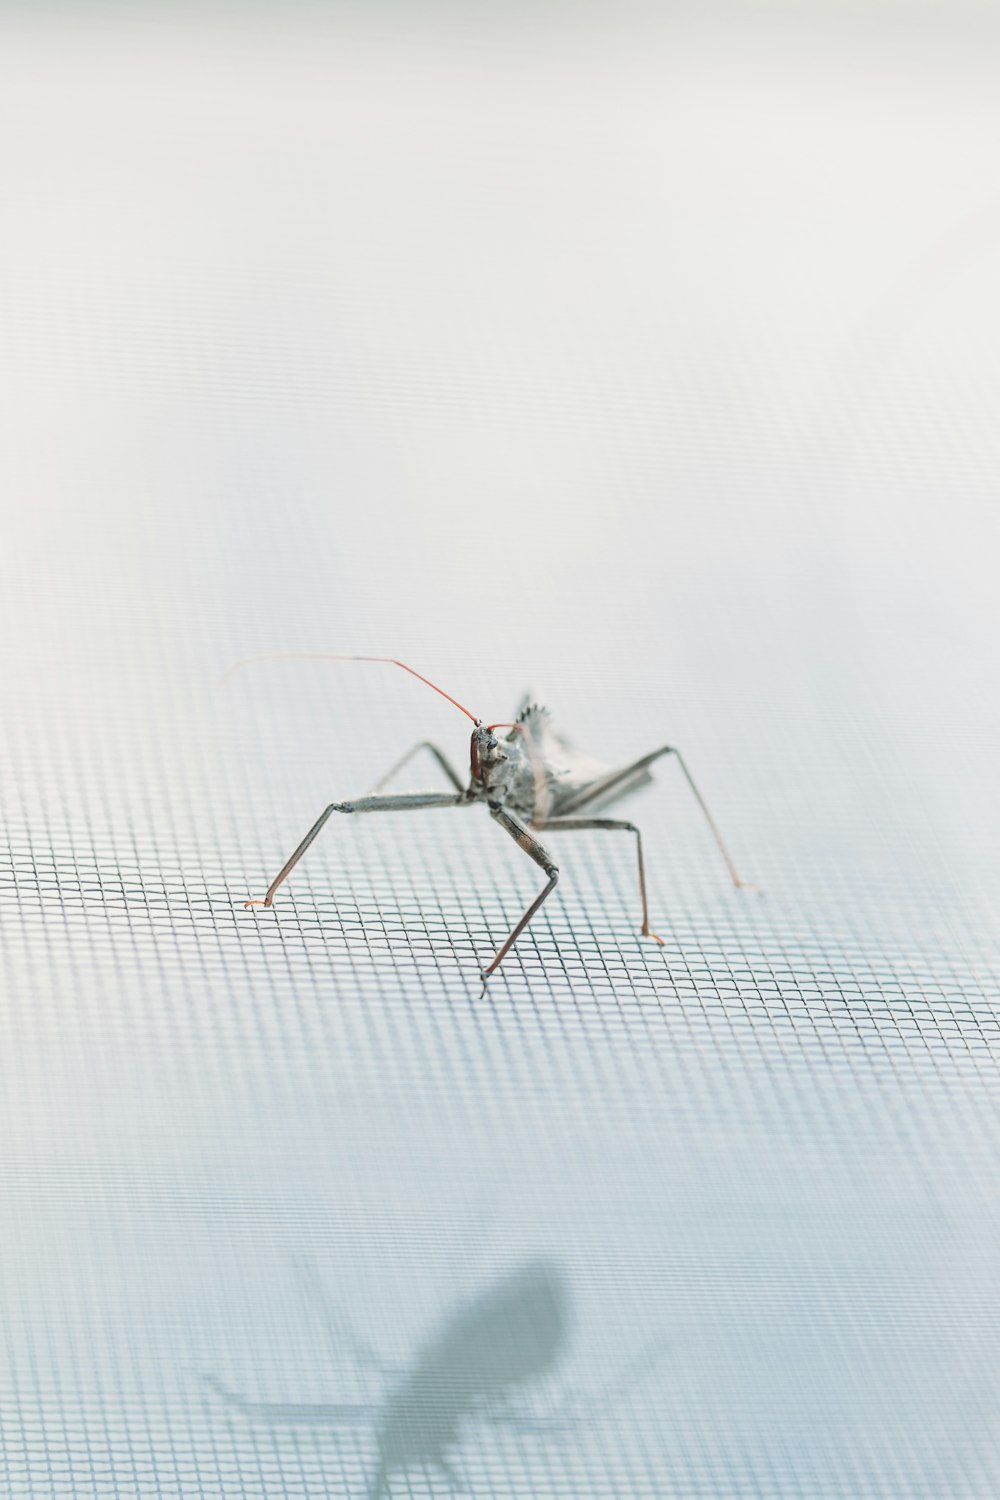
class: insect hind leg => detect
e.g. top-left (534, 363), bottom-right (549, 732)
top-left (557, 746), bottom-right (755, 891)
top-left (537, 817), bottom-right (665, 945)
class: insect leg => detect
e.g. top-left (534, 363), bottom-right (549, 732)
top-left (434, 1456), bottom-right (466, 1493)
top-left (483, 806), bottom-right (559, 979)
top-left (370, 741), bottom-right (465, 793)
top-left (294, 1259), bottom-right (396, 1391)
top-left (537, 817), bottom-right (665, 944)
top-left (485, 1337), bottom-right (661, 1436)
top-left (557, 747), bottom-right (755, 890)
top-left (245, 792), bottom-right (468, 908)
top-left (203, 1375), bottom-right (373, 1426)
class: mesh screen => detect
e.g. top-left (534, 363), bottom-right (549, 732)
top-left (2, 7), bottom-right (1000, 1497)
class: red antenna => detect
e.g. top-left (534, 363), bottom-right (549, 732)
top-left (222, 653), bottom-right (480, 723)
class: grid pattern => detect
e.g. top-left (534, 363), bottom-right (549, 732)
top-left (3, 7), bottom-right (1000, 1496)
top-left (3, 660), bottom-right (999, 1498)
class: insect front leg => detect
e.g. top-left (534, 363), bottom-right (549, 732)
top-left (431, 1456), bottom-right (466, 1495)
top-left (536, 817), bottom-right (665, 945)
top-left (483, 806), bottom-right (560, 982)
top-left (203, 1375), bottom-right (373, 1427)
top-left (370, 741), bottom-right (465, 794)
top-left (245, 792), bottom-right (468, 909)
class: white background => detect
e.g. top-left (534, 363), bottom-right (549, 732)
top-left (1, 6), bottom-right (999, 1496)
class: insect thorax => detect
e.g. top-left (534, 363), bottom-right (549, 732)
top-left (471, 713), bottom-right (556, 821)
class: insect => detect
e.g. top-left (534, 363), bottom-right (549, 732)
top-left (233, 654), bottom-right (756, 981)
top-left (206, 1259), bottom-right (652, 1498)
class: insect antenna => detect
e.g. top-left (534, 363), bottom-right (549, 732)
top-left (221, 653), bottom-right (480, 723)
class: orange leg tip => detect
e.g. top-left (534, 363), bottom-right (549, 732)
top-left (244, 898), bottom-right (270, 909)
top-left (642, 927), bottom-right (667, 946)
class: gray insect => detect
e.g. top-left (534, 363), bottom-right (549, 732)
top-left (234, 654), bottom-right (756, 981)
top-left (207, 1260), bottom-right (571, 1498)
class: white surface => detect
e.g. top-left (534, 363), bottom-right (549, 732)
top-left (1, 7), bottom-right (999, 1496)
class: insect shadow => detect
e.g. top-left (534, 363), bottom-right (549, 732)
top-left (227, 653), bottom-right (759, 985)
top-left (205, 1258), bottom-right (652, 1498)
